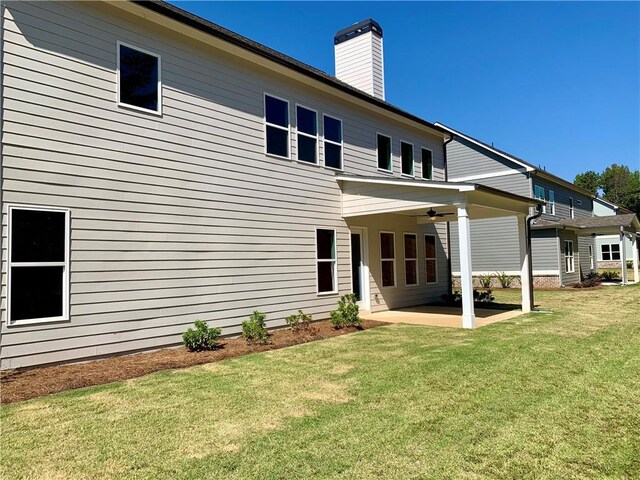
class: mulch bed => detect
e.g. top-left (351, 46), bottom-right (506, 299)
top-left (0, 319), bottom-right (386, 405)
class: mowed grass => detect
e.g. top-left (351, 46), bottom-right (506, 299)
top-left (2, 286), bottom-right (640, 479)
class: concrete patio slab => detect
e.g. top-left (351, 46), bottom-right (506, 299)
top-left (360, 305), bottom-right (523, 328)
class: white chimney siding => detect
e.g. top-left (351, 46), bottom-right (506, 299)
top-left (334, 19), bottom-right (385, 100)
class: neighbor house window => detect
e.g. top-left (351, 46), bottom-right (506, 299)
top-left (9, 206), bottom-right (69, 323)
top-left (404, 233), bottom-right (418, 286)
top-left (316, 229), bottom-right (337, 294)
top-left (265, 94), bottom-right (290, 158)
top-left (296, 105), bottom-right (317, 164)
top-left (422, 148), bottom-right (433, 180)
top-left (564, 240), bottom-right (575, 273)
top-left (377, 134), bottom-right (392, 172)
top-left (401, 141), bottom-right (414, 176)
top-left (118, 42), bottom-right (161, 114)
top-left (380, 232), bottom-right (396, 287)
top-left (323, 115), bottom-right (343, 170)
top-left (601, 244), bottom-right (621, 261)
top-left (425, 234), bottom-right (437, 283)
top-left (534, 185), bottom-right (546, 213)
top-left (548, 190), bottom-right (555, 215)
top-left (589, 245), bottom-right (594, 270)
top-left (569, 197), bottom-right (575, 218)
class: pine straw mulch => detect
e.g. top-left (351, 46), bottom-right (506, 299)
top-left (0, 319), bottom-right (387, 405)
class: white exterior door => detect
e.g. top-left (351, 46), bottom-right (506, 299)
top-left (350, 227), bottom-right (370, 311)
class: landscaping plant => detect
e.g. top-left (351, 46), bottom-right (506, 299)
top-left (285, 310), bottom-right (312, 331)
top-left (182, 320), bottom-right (222, 352)
top-left (495, 271), bottom-right (515, 288)
top-left (242, 310), bottom-right (269, 343)
top-left (601, 271), bottom-right (620, 281)
top-left (477, 274), bottom-right (493, 289)
top-left (330, 293), bottom-right (361, 328)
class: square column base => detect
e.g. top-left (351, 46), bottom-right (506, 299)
top-left (462, 313), bottom-right (476, 329)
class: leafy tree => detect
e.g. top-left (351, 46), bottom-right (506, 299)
top-left (600, 164), bottom-right (640, 215)
top-left (574, 171), bottom-right (600, 195)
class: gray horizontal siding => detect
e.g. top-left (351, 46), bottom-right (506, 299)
top-left (446, 137), bottom-right (526, 180)
top-left (532, 176), bottom-right (592, 220)
top-left (558, 230), bottom-right (580, 285)
top-left (531, 230), bottom-right (560, 272)
top-left (578, 237), bottom-right (595, 277)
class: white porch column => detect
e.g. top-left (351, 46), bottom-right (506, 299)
top-left (620, 227), bottom-right (628, 285)
top-left (632, 234), bottom-right (639, 284)
top-left (517, 216), bottom-right (532, 313)
top-left (457, 204), bottom-right (476, 329)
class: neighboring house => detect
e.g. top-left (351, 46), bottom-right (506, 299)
top-left (0, 1), bottom-right (537, 369)
top-left (593, 198), bottom-right (636, 269)
top-left (436, 124), bottom-right (639, 287)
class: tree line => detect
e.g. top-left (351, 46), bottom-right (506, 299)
top-left (574, 164), bottom-right (640, 215)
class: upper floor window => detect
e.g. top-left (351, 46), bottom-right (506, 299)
top-left (569, 197), bottom-right (575, 218)
top-left (422, 148), bottom-right (433, 180)
top-left (377, 134), bottom-right (392, 172)
top-left (401, 141), bottom-right (414, 177)
top-left (323, 115), bottom-right (343, 170)
top-left (296, 105), bottom-right (318, 164)
top-left (265, 94), bottom-right (290, 158)
top-left (534, 185), bottom-right (546, 213)
top-left (118, 43), bottom-right (161, 114)
top-left (548, 190), bottom-right (555, 215)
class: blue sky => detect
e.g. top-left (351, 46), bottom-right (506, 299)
top-left (170, 1), bottom-right (640, 182)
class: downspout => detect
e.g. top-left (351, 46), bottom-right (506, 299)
top-left (443, 133), bottom-right (454, 294)
top-left (526, 204), bottom-right (543, 310)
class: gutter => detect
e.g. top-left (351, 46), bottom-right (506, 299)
top-left (526, 204), bottom-right (544, 311)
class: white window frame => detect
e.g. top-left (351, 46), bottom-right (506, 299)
top-left (534, 185), bottom-right (546, 213)
top-left (322, 113), bottom-right (343, 171)
top-left (421, 147), bottom-right (433, 180)
top-left (600, 243), bottom-right (620, 261)
top-left (548, 190), bottom-right (555, 215)
top-left (400, 140), bottom-right (415, 178)
top-left (569, 197), bottom-right (575, 218)
top-left (264, 92), bottom-right (291, 159)
top-left (7, 204), bottom-right (71, 326)
top-left (116, 41), bottom-right (162, 116)
top-left (564, 240), bottom-right (575, 274)
top-left (424, 234), bottom-right (438, 284)
top-left (380, 231), bottom-right (396, 288)
top-left (589, 245), bottom-right (594, 270)
top-left (403, 233), bottom-right (418, 286)
top-left (376, 132), bottom-right (393, 173)
top-left (295, 103), bottom-right (319, 165)
top-left (315, 227), bottom-right (338, 296)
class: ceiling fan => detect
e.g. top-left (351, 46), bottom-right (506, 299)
top-left (412, 208), bottom-right (455, 220)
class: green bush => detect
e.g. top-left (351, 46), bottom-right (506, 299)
top-left (285, 310), bottom-right (312, 331)
top-left (495, 271), bottom-right (515, 288)
top-left (601, 271), bottom-right (620, 281)
top-left (477, 274), bottom-right (493, 289)
top-left (441, 289), bottom-right (495, 305)
top-left (182, 320), bottom-right (222, 352)
top-left (330, 293), bottom-right (361, 328)
top-left (627, 260), bottom-right (633, 269)
top-left (242, 310), bottom-right (268, 343)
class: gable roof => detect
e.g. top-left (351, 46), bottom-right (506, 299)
top-left (131, 1), bottom-right (447, 138)
top-left (533, 213), bottom-right (639, 232)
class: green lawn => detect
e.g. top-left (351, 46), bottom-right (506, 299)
top-left (2, 286), bottom-right (640, 479)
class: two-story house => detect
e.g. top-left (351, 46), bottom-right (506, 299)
top-left (0, 1), bottom-right (539, 369)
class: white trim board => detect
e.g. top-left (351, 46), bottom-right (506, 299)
top-left (448, 168), bottom-right (528, 183)
top-left (452, 270), bottom-right (560, 276)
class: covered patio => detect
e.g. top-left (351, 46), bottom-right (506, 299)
top-left (361, 305), bottom-right (523, 328)
top-left (337, 175), bottom-right (542, 329)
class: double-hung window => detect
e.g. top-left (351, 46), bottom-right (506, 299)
top-left (316, 229), bottom-right (337, 294)
top-left (401, 141), bottom-right (414, 177)
top-left (534, 185), bottom-right (546, 213)
top-left (323, 115), bottom-right (343, 170)
top-left (118, 42), bottom-right (161, 114)
top-left (404, 234), bottom-right (418, 286)
top-left (380, 232), bottom-right (396, 287)
top-left (265, 94), bottom-right (290, 158)
top-left (422, 148), bottom-right (433, 180)
top-left (377, 134), bottom-right (392, 172)
top-left (296, 105), bottom-right (318, 164)
top-left (548, 190), bottom-right (555, 215)
top-left (601, 244), bottom-right (620, 261)
top-left (569, 197), bottom-right (575, 218)
top-left (9, 206), bottom-right (69, 323)
top-left (424, 234), bottom-right (437, 283)
top-left (564, 240), bottom-right (575, 273)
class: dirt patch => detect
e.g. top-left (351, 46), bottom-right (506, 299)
top-left (0, 319), bottom-right (386, 404)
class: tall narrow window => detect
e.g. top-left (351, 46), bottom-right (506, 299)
top-left (118, 43), bottom-right (161, 113)
top-left (534, 185), bottom-right (546, 213)
top-left (265, 94), bottom-right (290, 158)
top-left (296, 105), bottom-right (317, 164)
top-left (316, 229), bottom-right (337, 294)
top-left (404, 233), bottom-right (418, 286)
top-left (569, 197), bottom-right (575, 218)
top-left (589, 245), bottom-right (594, 270)
top-left (401, 141), bottom-right (414, 176)
top-left (564, 240), bottom-right (575, 273)
top-left (422, 148), bottom-right (433, 180)
top-left (9, 206), bottom-right (69, 323)
top-left (425, 234), bottom-right (437, 283)
top-left (323, 115), bottom-right (343, 170)
top-left (380, 232), bottom-right (396, 287)
top-left (377, 134), bottom-right (392, 172)
top-left (548, 190), bottom-right (555, 215)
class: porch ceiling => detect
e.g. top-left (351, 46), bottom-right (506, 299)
top-left (336, 175), bottom-right (540, 221)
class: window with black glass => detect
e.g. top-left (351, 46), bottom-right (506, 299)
top-left (265, 94), bottom-right (290, 158)
top-left (380, 232), bottom-right (396, 287)
top-left (118, 43), bottom-right (160, 113)
top-left (316, 229), bottom-right (337, 294)
top-left (422, 148), bottom-right (433, 180)
top-left (9, 207), bottom-right (68, 323)
top-left (401, 141), bottom-right (414, 176)
top-left (296, 105), bottom-right (317, 163)
top-left (377, 134), bottom-right (392, 171)
top-left (323, 115), bottom-right (343, 170)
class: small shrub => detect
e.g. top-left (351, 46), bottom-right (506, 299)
top-left (477, 274), bottom-right (493, 289)
top-left (182, 320), bottom-right (222, 352)
top-left (441, 289), bottom-right (494, 305)
top-left (285, 310), bottom-right (312, 331)
top-left (330, 294), bottom-right (361, 329)
top-left (242, 310), bottom-right (268, 343)
top-left (601, 271), bottom-right (619, 281)
top-left (572, 276), bottom-right (602, 288)
top-left (495, 271), bottom-right (515, 289)
top-left (627, 260), bottom-right (633, 269)
top-left (474, 289), bottom-right (495, 303)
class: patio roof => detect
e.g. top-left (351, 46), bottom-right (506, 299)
top-left (532, 213), bottom-right (639, 236)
